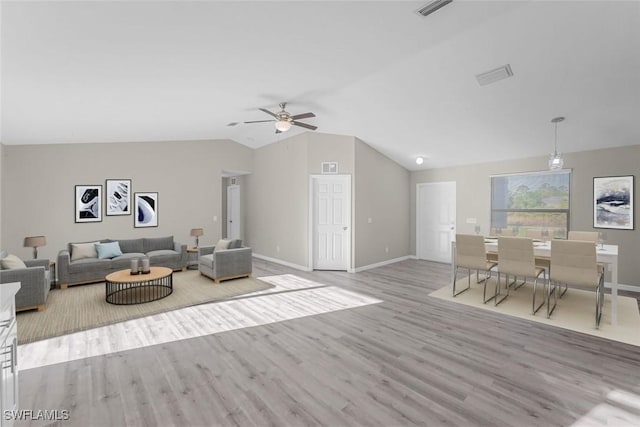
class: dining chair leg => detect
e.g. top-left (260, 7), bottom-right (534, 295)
top-left (494, 272), bottom-right (509, 306)
top-left (453, 267), bottom-right (471, 297)
top-left (547, 278), bottom-right (557, 318)
top-left (531, 272), bottom-right (545, 314)
top-left (507, 276), bottom-right (527, 290)
top-left (483, 269), bottom-right (497, 304)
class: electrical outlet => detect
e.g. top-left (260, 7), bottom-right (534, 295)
top-left (368, 217), bottom-right (373, 224)
top-left (385, 246), bottom-right (389, 253)
top-left (276, 245), bottom-right (280, 253)
top-left (213, 216), bottom-right (218, 222)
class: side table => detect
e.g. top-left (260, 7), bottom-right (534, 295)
top-left (186, 247), bottom-right (198, 270)
top-left (49, 261), bottom-right (57, 289)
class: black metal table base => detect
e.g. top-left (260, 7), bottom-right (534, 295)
top-left (105, 273), bottom-right (173, 305)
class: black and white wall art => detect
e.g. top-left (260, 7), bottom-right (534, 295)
top-left (106, 179), bottom-right (131, 216)
top-left (134, 192), bottom-right (158, 228)
top-left (75, 185), bottom-right (102, 223)
top-left (593, 175), bottom-right (634, 230)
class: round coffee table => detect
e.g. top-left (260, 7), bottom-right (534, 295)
top-left (105, 266), bottom-right (173, 305)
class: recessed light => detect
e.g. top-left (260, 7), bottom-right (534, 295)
top-left (416, 156), bottom-right (424, 165)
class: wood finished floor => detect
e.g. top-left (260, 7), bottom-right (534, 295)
top-left (17, 259), bottom-right (640, 427)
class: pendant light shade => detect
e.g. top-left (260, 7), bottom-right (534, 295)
top-left (548, 116), bottom-right (565, 170)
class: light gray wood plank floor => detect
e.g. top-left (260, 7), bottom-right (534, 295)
top-left (16, 259), bottom-right (640, 427)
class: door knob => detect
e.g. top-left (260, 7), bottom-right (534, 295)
top-left (343, 227), bottom-right (348, 230)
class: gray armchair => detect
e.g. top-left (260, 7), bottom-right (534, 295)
top-left (0, 254), bottom-right (51, 312)
top-left (198, 243), bottom-right (252, 283)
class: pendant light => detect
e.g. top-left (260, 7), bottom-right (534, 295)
top-left (548, 116), bottom-right (565, 170)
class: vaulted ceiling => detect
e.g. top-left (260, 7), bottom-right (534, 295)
top-left (2, 1), bottom-right (639, 170)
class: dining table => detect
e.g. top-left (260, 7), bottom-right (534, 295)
top-left (451, 238), bottom-right (620, 325)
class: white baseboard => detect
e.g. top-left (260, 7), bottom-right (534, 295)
top-left (252, 253), bottom-right (312, 272)
top-left (349, 256), bottom-right (411, 273)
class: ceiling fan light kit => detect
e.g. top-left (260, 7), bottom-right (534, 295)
top-left (275, 120), bottom-right (292, 132)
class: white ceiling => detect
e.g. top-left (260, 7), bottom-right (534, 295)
top-left (2, 0), bottom-right (639, 170)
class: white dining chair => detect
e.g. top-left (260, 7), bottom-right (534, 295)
top-left (497, 237), bottom-right (548, 313)
top-left (549, 239), bottom-right (605, 328)
top-left (453, 234), bottom-right (498, 303)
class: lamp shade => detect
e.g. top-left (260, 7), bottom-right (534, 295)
top-left (274, 120), bottom-right (292, 132)
top-left (190, 228), bottom-right (204, 237)
top-left (24, 235), bottom-right (46, 248)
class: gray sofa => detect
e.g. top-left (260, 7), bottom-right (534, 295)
top-left (198, 239), bottom-right (252, 283)
top-left (57, 236), bottom-right (187, 288)
top-left (0, 251), bottom-right (51, 311)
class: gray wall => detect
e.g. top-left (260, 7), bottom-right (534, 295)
top-left (2, 139), bottom-right (252, 261)
top-left (354, 138), bottom-right (410, 268)
top-left (411, 144), bottom-right (640, 287)
top-left (247, 132), bottom-right (410, 270)
top-left (246, 132), bottom-right (356, 268)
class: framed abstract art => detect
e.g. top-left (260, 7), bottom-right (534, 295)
top-left (105, 179), bottom-right (131, 216)
top-left (593, 175), bottom-right (634, 230)
top-left (134, 192), bottom-right (158, 228)
top-left (75, 185), bottom-right (102, 223)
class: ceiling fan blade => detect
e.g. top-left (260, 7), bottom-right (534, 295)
top-left (291, 112), bottom-right (315, 120)
top-left (244, 120), bottom-right (275, 124)
top-left (292, 121), bottom-right (318, 131)
top-left (259, 108), bottom-right (278, 118)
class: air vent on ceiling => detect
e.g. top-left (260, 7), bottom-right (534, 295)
top-left (416, 0), bottom-right (453, 17)
top-left (227, 122), bottom-right (239, 127)
top-left (475, 64), bottom-right (514, 86)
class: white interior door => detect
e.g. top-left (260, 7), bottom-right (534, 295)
top-left (312, 175), bottom-right (351, 270)
top-left (417, 181), bottom-right (456, 263)
top-left (227, 185), bottom-right (240, 240)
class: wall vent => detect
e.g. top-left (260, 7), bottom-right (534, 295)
top-left (226, 122), bottom-right (239, 127)
top-left (416, 0), bottom-right (453, 17)
top-left (321, 162), bottom-right (338, 174)
top-left (475, 64), bottom-right (514, 86)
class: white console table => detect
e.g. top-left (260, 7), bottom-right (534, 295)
top-left (0, 282), bottom-right (20, 427)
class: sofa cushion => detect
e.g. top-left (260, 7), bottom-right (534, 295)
top-left (228, 239), bottom-right (243, 249)
top-left (143, 236), bottom-right (174, 253)
top-left (71, 242), bottom-right (100, 261)
top-left (95, 241), bottom-right (124, 259)
top-left (1, 254), bottom-right (27, 270)
top-left (116, 238), bottom-right (145, 254)
top-left (214, 239), bottom-right (231, 252)
top-left (68, 257), bottom-right (111, 274)
top-left (111, 253), bottom-right (145, 270)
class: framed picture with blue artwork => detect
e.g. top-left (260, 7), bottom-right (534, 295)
top-left (593, 175), bottom-right (634, 230)
top-left (134, 192), bottom-right (158, 228)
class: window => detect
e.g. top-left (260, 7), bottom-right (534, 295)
top-left (491, 170), bottom-right (571, 238)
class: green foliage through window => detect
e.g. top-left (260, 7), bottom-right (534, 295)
top-left (491, 171), bottom-right (571, 238)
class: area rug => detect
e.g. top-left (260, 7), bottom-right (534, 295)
top-left (430, 277), bottom-right (640, 347)
top-left (16, 270), bottom-right (274, 344)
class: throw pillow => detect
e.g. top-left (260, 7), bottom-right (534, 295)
top-left (71, 242), bottom-right (100, 261)
top-left (214, 239), bottom-right (231, 252)
top-left (1, 254), bottom-right (27, 270)
top-left (95, 241), bottom-right (124, 259)
top-left (228, 239), bottom-right (243, 249)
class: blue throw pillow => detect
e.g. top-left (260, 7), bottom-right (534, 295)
top-left (95, 241), bottom-right (123, 259)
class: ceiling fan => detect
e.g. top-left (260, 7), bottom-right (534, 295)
top-left (244, 102), bottom-right (317, 133)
